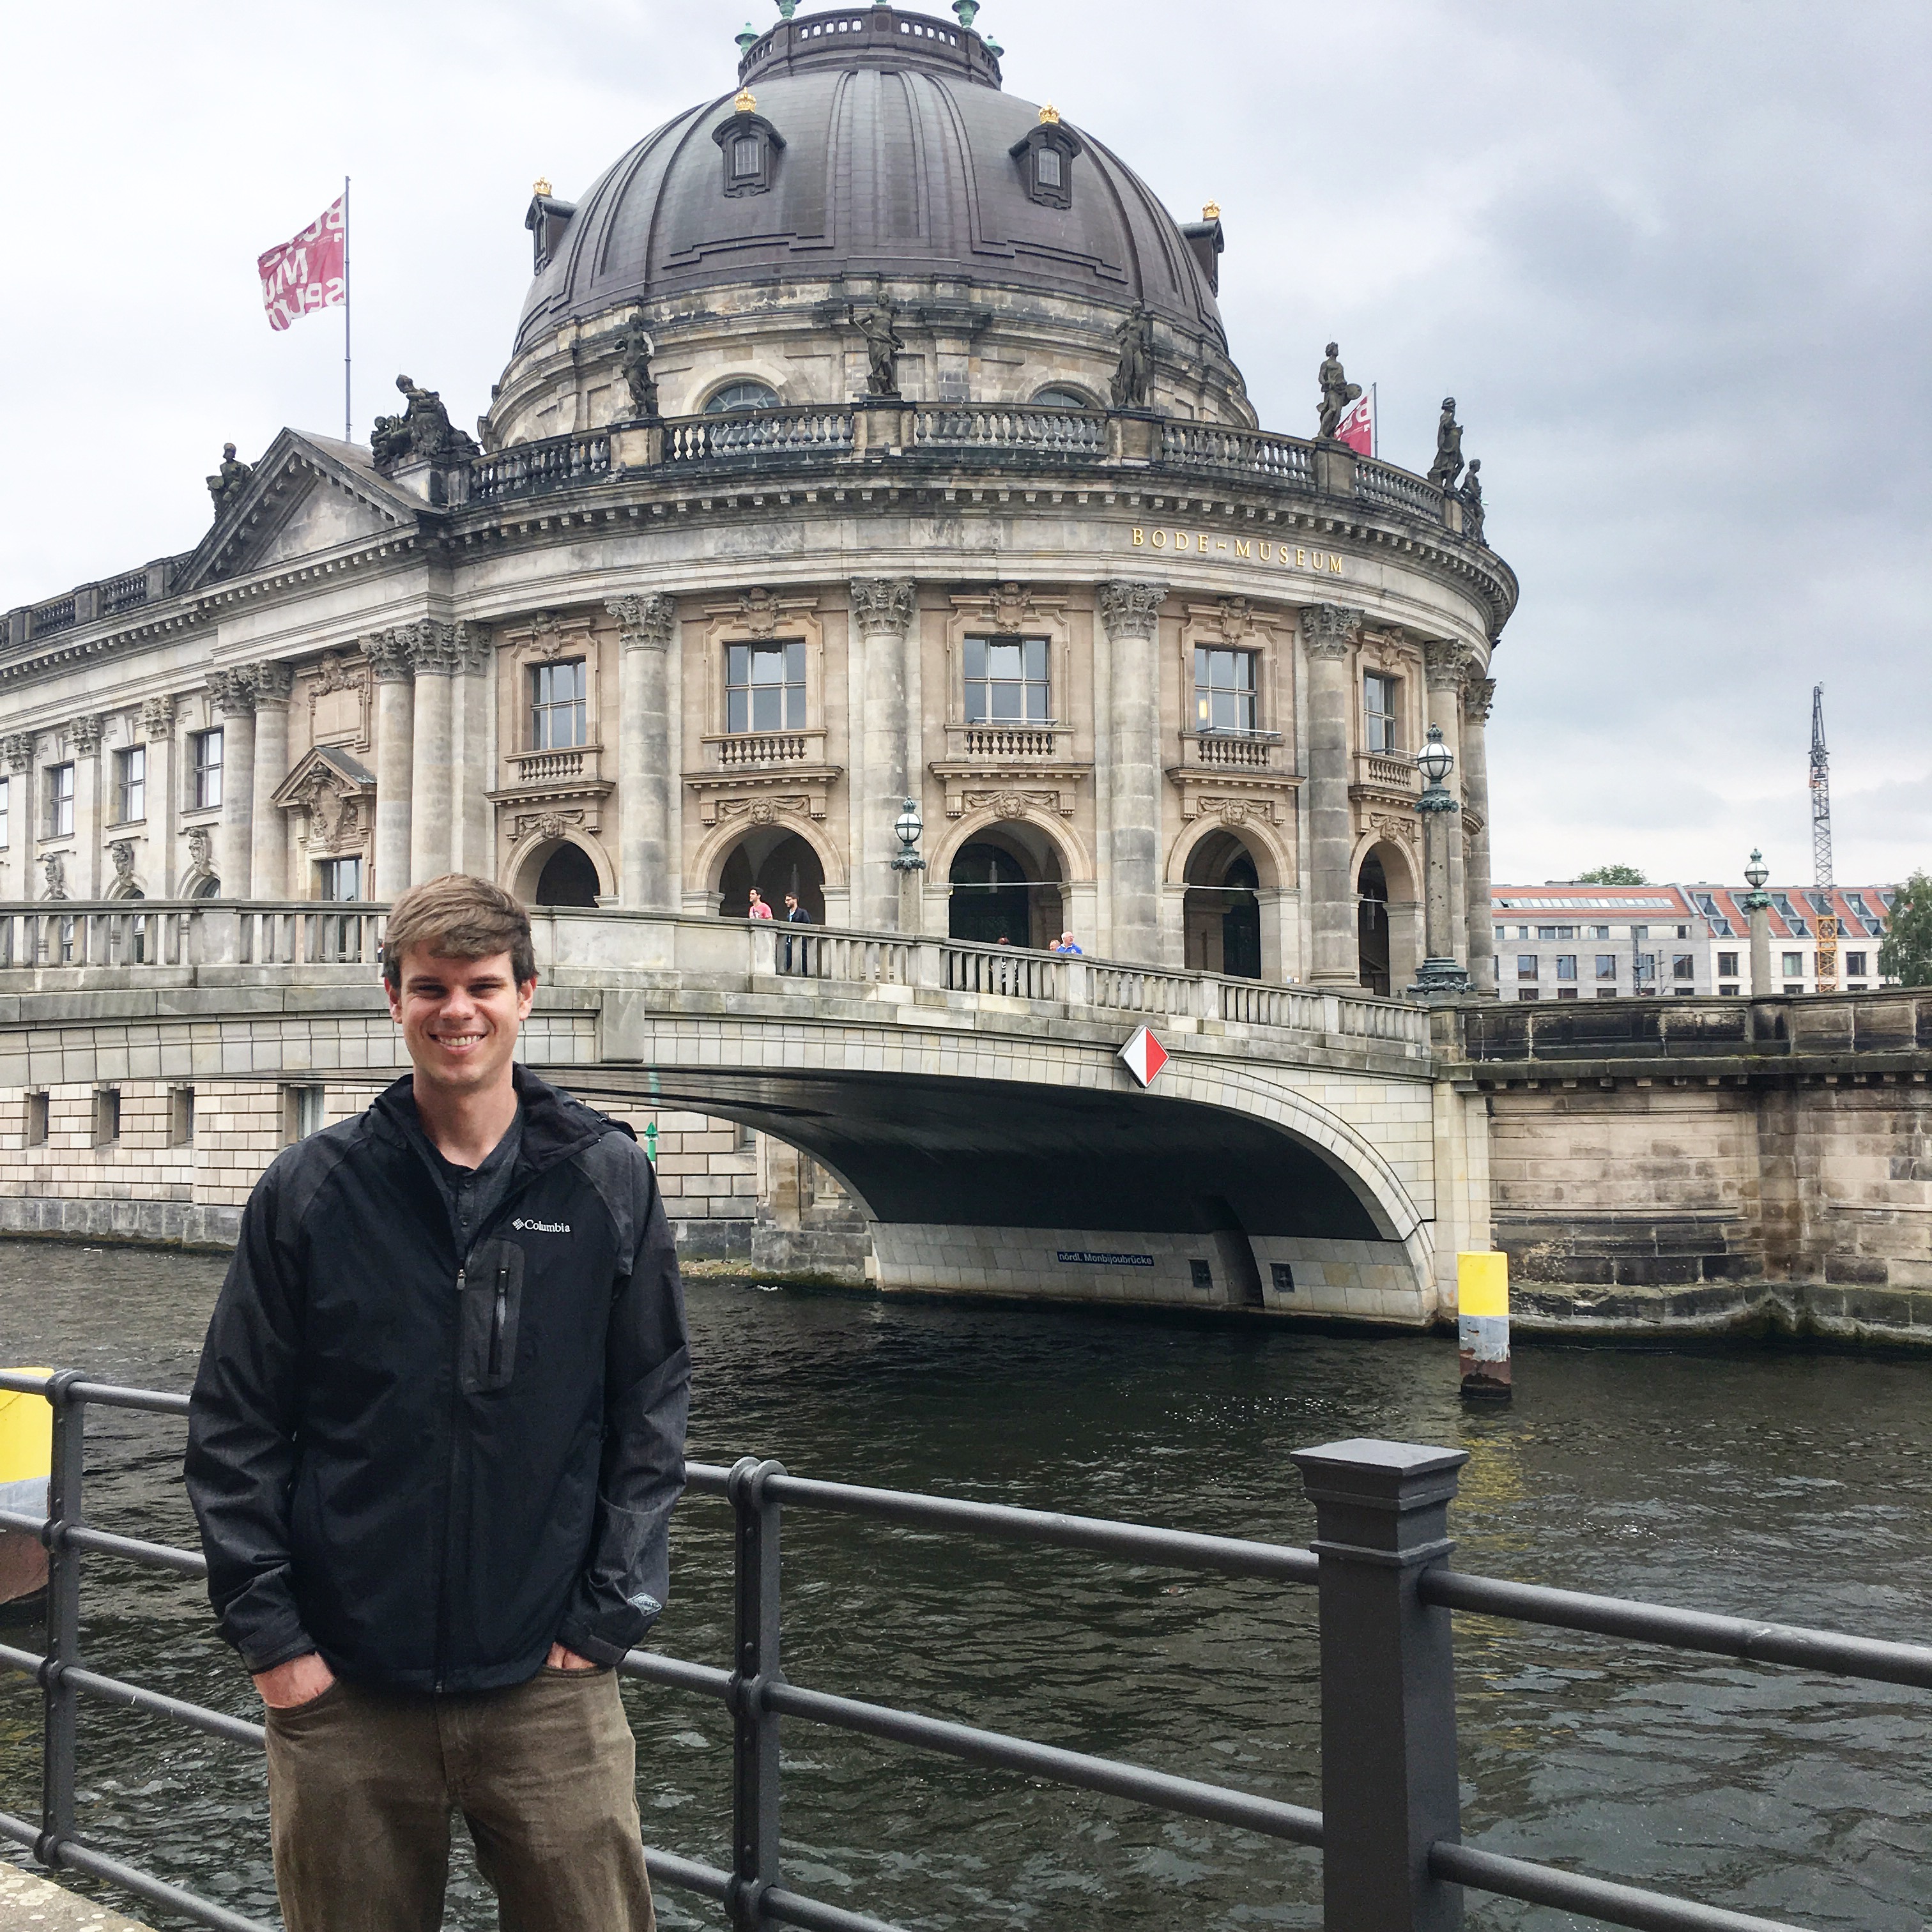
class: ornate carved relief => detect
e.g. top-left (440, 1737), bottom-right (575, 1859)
top-left (1464, 672), bottom-right (1496, 721)
top-left (608, 593), bottom-right (677, 651)
top-left (364, 631), bottom-right (415, 684)
top-left (1096, 580), bottom-right (1165, 638)
top-left (1422, 637), bottom-right (1468, 691)
top-left (1300, 603), bottom-right (1362, 659)
top-left (307, 652), bottom-right (372, 747)
top-left (139, 696), bottom-right (178, 742)
top-left (252, 661), bottom-right (295, 705)
top-left (68, 714), bottom-right (105, 755)
top-left (41, 854), bottom-right (67, 900)
top-left (208, 669), bottom-right (256, 716)
top-left (850, 578), bottom-right (917, 634)
top-left (105, 841), bottom-right (141, 899)
top-left (3, 733), bottom-right (36, 776)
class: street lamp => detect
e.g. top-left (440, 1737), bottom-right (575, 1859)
top-left (1406, 726), bottom-right (1470, 998)
top-left (1742, 848), bottom-right (1772, 997)
top-left (891, 797), bottom-right (926, 872)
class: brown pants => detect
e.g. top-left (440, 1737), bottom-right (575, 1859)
top-left (264, 1666), bottom-right (656, 1932)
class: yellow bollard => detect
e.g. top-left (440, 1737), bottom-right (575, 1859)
top-left (0, 1371), bottom-right (53, 1606)
top-left (1455, 1255), bottom-right (1511, 1402)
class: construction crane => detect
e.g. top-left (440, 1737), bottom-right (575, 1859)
top-left (1811, 684), bottom-right (1838, 991)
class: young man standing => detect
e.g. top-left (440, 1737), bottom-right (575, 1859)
top-left (187, 875), bottom-right (688, 1932)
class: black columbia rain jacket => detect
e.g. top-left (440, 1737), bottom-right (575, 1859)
top-left (185, 1067), bottom-right (689, 1693)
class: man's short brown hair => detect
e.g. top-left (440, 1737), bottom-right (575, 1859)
top-left (381, 875), bottom-right (537, 990)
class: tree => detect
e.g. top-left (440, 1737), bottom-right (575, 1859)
top-left (1878, 871), bottom-right (1932, 986)
top-left (1576, 864), bottom-right (1648, 885)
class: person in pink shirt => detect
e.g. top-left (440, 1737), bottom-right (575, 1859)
top-left (747, 888), bottom-right (774, 921)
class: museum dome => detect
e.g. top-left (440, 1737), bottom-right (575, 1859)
top-left (510, 3), bottom-right (1228, 360)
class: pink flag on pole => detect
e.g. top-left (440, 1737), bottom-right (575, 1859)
top-left (257, 196), bottom-right (346, 332)
top-left (1333, 389), bottom-right (1374, 457)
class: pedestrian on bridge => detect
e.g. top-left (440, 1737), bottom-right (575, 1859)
top-left (185, 873), bottom-right (689, 1932)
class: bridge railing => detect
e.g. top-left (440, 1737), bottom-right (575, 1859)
top-left (4, 1367), bottom-right (1926, 1932)
top-left (0, 901), bottom-right (1432, 1053)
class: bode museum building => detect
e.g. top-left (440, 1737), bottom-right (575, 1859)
top-left (0, 4), bottom-right (1517, 1268)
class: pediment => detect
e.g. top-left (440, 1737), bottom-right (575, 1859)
top-left (176, 430), bottom-right (427, 592)
top-left (272, 742), bottom-right (377, 811)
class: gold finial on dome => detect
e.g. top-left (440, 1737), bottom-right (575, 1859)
top-left (1202, 200), bottom-right (1221, 221)
top-left (735, 86), bottom-right (758, 114)
top-left (1038, 103), bottom-right (1061, 125)
top-left (533, 176), bottom-right (553, 198)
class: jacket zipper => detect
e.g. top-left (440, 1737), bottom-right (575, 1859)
top-left (434, 1262), bottom-right (467, 1693)
top-left (488, 1259), bottom-right (509, 1381)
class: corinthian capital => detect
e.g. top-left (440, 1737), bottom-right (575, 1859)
top-left (252, 661), bottom-right (295, 705)
top-left (365, 629), bottom-right (417, 684)
top-left (1096, 580), bottom-right (1166, 639)
top-left (408, 620), bottom-right (466, 677)
top-left (1464, 673), bottom-right (1496, 722)
top-left (139, 696), bottom-right (178, 741)
top-left (849, 578), bottom-right (917, 634)
top-left (3, 732), bottom-right (36, 774)
top-left (1300, 602), bottom-right (1362, 659)
top-left (1423, 637), bottom-right (1469, 691)
top-left (207, 668), bottom-right (256, 716)
top-left (68, 713), bottom-right (105, 755)
top-left (608, 593), bottom-right (678, 651)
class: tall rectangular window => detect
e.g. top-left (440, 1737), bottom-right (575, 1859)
top-left (45, 762), bottom-right (74, 839)
top-left (1595, 954), bottom-right (1618, 980)
top-left (1673, 953), bottom-right (1696, 981)
top-left (194, 729), bottom-right (224, 810)
top-left (1556, 954), bottom-right (1577, 981)
top-left (1517, 954), bottom-right (1538, 979)
top-left (726, 641), bottom-right (806, 733)
top-left (963, 637), bottom-right (1050, 724)
top-left (1634, 953), bottom-right (1657, 989)
top-left (1717, 951), bottom-right (1738, 977)
top-left (0, 775), bottom-right (9, 850)
top-left (1782, 951), bottom-right (1804, 977)
top-left (733, 135), bottom-right (761, 179)
top-left (1845, 951), bottom-right (1867, 976)
top-left (283, 1083), bottom-right (326, 1144)
top-left (318, 857), bottom-right (362, 902)
top-left (1193, 648), bottom-right (1257, 734)
top-left (114, 744), bottom-right (146, 824)
top-left (1363, 673), bottom-right (1398, 752)
top-left (528, 659), bottom-right (588, 749)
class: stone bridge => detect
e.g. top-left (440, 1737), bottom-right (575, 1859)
top-left (0, 901), bottom-right (1484, 1324)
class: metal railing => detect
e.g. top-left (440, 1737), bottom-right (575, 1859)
top-left (4, 1368), bottom-right (1928, 1931)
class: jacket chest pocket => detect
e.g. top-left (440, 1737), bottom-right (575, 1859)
top-left (459, 1239), bottom-right (526, 1394)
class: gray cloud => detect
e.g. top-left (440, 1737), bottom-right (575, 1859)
top-left (1, 0), bottom-right (1924, 885)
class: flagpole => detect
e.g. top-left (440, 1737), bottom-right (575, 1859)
top-left (342, 175), bottom-right (353, 444)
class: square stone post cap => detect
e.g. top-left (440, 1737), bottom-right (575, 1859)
top-left (1291, 1439), bottom-right (1469, 1557)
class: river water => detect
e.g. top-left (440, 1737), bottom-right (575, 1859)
top-left (1, 1239), bottom-right (1929, 1931)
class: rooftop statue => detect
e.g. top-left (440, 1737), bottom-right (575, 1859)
top-left (206, 443), bottom-right (253, 519)
top-left (615, 328), bottom-right (660, 419)
top-left (1316, 342), bottom-right (1361, 441)
top-left (1110, 303), bottom-right (1154, 410)
top-left (370, 374), bottom-right (478, 473)
top-left (1427, 396), bottom-right (1464, 493)
top-left (1457, 457), bottom-right (1485, 541)
top-left (853, 302), bottom-right (905, 398)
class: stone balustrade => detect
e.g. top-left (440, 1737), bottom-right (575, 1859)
top-left (0, 900), bottom-right (1434, 1057)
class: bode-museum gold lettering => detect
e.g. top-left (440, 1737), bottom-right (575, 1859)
top-left (1128, 529), bottom-right (1346, 574)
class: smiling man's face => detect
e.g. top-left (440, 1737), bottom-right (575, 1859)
top-left (385, 949), bottom-right (535, 1100)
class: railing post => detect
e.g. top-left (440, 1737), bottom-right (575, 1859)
top-left (1290, 1439), bottom-right (1468, 1931)
top-left (728, 1456), bottom-right (785, 1930)
top-left (38, 1370), bottom-right (87, 1866)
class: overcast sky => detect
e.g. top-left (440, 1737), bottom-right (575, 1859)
top-left (3, 1), bottom-right (1926, 887)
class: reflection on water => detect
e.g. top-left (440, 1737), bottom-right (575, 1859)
top-left (2, 1239), bottom-right (1929, 1929)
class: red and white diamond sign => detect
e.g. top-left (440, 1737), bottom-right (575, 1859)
top-left (1119, 1025), bottom-right (1168, 1088)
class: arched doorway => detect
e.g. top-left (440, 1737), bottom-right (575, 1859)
top-left (1358, 853), bottom-right (1392, 995)
top-left (1355, 839), bottom-right (1420, 997)
top-left (947, 825), bottom-right (1064, 948)
top-left (719, 829), bottom-right (827, 921)
top-left (1182, 829), bottom-right (1263, 978)
top-left (533, 841), bottom-right (601, 908)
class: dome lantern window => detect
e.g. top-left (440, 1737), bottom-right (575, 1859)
top-left (1008, 114), bottom-right (1082, 212)
top-left (712, 95), bottom-right (786, 198)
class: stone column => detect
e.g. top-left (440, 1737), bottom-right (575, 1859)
top-left (1747, 890), bottom-right (1773, 996)
top-left (367, 630), bottom-right (416, 899)
top-left (609, 594), bottom-right (677, 908)
top-left (408, 622), bottom-right (463, 887)
top-left (66, 714), bottom-right (105, 900)
top-left (249, 663), bottom-right (293, 900)
top-left (4, 733), bottom-right (35, 900)
top-left (1097, 581), bottom-right (1167, 964)
top-left (1301, 603), bottom-right (1362, 986)
top-left (1423, 640), bottom-right (1468, 967)
top-left (850, 578), bottom-right (917, 931)
top-left (208, 672), bottom-right (256, 899)
top-left (139, 698), bottom-right (178, 896)
top-left (1460, 668), bottom-right (1496, 997)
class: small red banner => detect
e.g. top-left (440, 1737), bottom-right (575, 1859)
top-left (257, 196), bottom-right (345, 332)
top-left (1333, 390), bottom-right (1374, 457)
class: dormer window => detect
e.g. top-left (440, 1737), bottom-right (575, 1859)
top-left (1009, 117), bottom-right (1082, 211)
top-left (714, 93), bottom-right (786, 198)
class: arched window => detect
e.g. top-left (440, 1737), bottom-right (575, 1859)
top-left (1032, 385), bottom-right (1094, 410)
top-left (704, 379), bottom-right (780, 414)
top-left (533, 842), bottom-right (601, 908)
